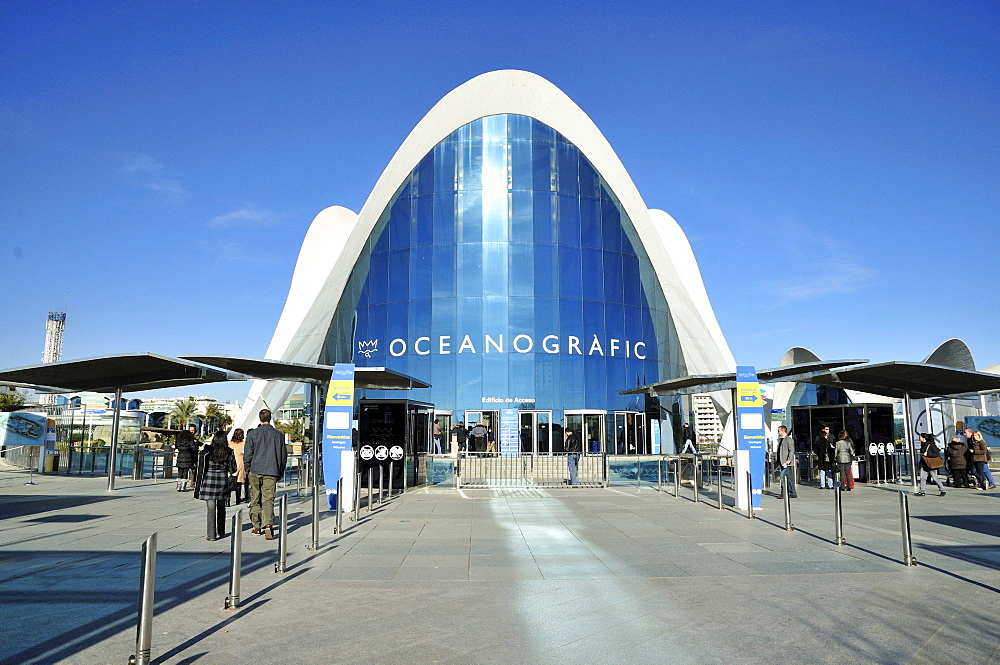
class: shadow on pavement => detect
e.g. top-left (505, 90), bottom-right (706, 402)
top-left (0, 550), bottom-right (274, 665)
top-left (0, 495), bottom-right (121, 520)
top-left (914, 514), bottom-right (1000, 538)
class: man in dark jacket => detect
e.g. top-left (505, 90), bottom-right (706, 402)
top-left (812, 427), bottom-right (835, 489)
top-left (775, 426), bottom-right (797, 498)
top-left (564, 429), bottom-right (582, 485)
top-left (243, 409), bottom-right (287, 539)
top-left (174, 424), bottom-right (199, 492)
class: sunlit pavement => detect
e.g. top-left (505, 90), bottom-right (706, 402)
top-left (1, 468), bottom-right (998, 665)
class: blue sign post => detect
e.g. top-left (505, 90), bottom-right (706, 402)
top-left (322, 363), bottom-right (355, 510)
top-left (735, 366), bottom-right (767, 509)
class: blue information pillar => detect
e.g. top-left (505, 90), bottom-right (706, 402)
top-left (735, 365), bottom-right (767, 509)
top-left (322, 363), bottom-right (355, 510)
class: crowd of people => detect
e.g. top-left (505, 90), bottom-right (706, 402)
top-left (171, 408), bottom-right (287, 542)
top-left (805, 425), bottom-right (994, 496)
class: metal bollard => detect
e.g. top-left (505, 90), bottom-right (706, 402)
top-left (692, 457), bottom-right (700, 503)
top-left (367, 469), bottom-right (373, 513)
top-left (899, 491), bottom-right (917, 566)
top-left (353, 472), bottom-right (361, 522)
top-left (834, 486), bottom-right (845, 545)
top-left (717, 465), bottom-right (723, 510)
top-left (334, 478), bottom-right (343, 535)
top-left (224, 511), bottom-right (242, 609)
top-left (747, 471), bottom-right (755, 520)
top-left (307, 485), bottom-right (320, 551)
top-left (673, 459), bottom-right (680, 497)
top-left (378, 465), bottom-right (384, 505)
top-left (657, 458), bottom-right (662, 492)
top-left (782, 476), bottom-right (794, 531)
top-left (275, 495), bottom-right (288, 572)
top-left (128, 533), bottom-right (157, 665)
top-left (388, 462), bottom-right (394, 498)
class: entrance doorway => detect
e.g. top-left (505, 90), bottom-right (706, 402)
top-left (464, 410), bottom-right (499, 454)
top-left (614, 411), bottom-right (647, 454)
top-left (566, 411), bottom-right (606, 455)
top-left (518, 411), bottom-right (552, 455)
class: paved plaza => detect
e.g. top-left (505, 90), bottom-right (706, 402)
top-left (1, 466), bottom-right (998, 665)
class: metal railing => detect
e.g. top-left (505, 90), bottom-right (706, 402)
top-left (456, 451), bottom-right (606, 488)
top-left (0, 444), bottom-right (39, 471)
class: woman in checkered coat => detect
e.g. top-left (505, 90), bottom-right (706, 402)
top-left (194, 432), bottom-right (237, 540)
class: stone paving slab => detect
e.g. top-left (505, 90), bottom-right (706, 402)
top-left (0, 467), bottom-right (998, 664)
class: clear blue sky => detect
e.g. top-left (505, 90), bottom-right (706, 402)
top-left (2, 1), bottom-right (997, 402)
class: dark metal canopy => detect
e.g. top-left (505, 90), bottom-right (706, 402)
top-left (0, 353), bottom-right (241, 393)
top-left (793, 361), bottom-right (1000, 400)
top-left (180, 355), bottom-right (430, 390)
top-left (620, 360), bottom-right (868, 397)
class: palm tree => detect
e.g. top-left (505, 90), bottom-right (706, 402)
top-left (276, 417), bottom-right (305, 443)
top-left (167, 398), bottom-right (198, 430)
top-left (203, 402), bottom-right (224, 433)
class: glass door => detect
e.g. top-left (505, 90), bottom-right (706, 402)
top-left (518, 411), bottom-right (552, 455)
top-left (614, 411), bottom-right (647, 454)
top-left (565, 411), bottom-right (606, 454)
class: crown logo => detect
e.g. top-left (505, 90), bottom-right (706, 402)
top-left (357, 339), bottom-right (378, 359)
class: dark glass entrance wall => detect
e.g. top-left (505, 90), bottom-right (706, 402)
top-left (323, 114), bottom-right (685, 425)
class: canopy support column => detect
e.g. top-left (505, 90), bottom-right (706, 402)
top-left (309, 381), bottom-right (325, 544)
top-left (902, 392), bottom-right (918, 491)
top-left (107, 386), bottom-right (122, 492)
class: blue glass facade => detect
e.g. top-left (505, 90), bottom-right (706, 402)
top-left (323, 114), bottom-right (684, 423)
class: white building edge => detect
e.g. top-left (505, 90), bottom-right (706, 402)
top-left (235, 70), bottom-right (735, 432)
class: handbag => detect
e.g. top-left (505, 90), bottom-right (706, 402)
top-left (922, 454), bottom-right (944, 470)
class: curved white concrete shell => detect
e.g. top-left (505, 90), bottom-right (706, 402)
top-left (236, 70), bottom-right (734, 432)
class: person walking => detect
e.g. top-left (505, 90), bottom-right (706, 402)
top-left (834, 430), bottom-right (856, 491)
top-left (812, 426), bottom-right (835, 488)
top-left (453, 421), bottom-right (467, 453)
top-left (969, 430), bottom-right (996, 490)
top-left (243, 409), bottom-right (287, 540)
top-left (945, 436), bottom-right (970, 488)
top-left (471, 423), bottom-right (487, 455)
top-left (564, 428), bottom-right (581, 486)
top-left (680, 423), bottom-right (697, 454)
top-left (174, 424), bottom-right (199, 492)
top-left (194, 432), bottom-right (237, 541)
top-left (916, 433), bottom-right (947, 496)
top-left (432, 419), bottom-right (443, 454)
top-left (228, 428), bottom-right (247, 504)
top-left (775, 426), bottom-right (797, 498)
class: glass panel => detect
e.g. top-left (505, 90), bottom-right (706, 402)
top-left (409, 245), bottom-right (432, 302)
top-left (558, 244), bottom-right (582, 300)
top-left (557, 142), bottom-right (579, 195)
top-left (388, 249), bottom-right (410, 301)
top-left (537, 412), bottom-right (551, 455)
top-left (532, 140), bottom-right (553, 192)
top-left (557, 194), bottom-right (580, 246)
top-left (584, 414), bottom-right (605, 454)
top-left (389, 196), bottom-right (410, 249)
top-left (520, 413), bottom-right (533, 453)
top-left (511, 139), bottom-right (533, 191)
top-left (432, 244), bottom-right (456, 298)
top-left (511, 190), bottom-right (533, 242)
top-left (413, 195), bottom-right (433, 246)
top-left (433, 191), bottom-right (456, 245)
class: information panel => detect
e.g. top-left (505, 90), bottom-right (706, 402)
top-left (323, 363), bottom-right (355, 510)
top-left (500, 409), bottom-right (519, 457)
top-left (735, 365), bottom-right (767, 509)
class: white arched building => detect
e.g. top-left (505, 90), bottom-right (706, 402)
top-left (236, 70), bottom-right (734, 454)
